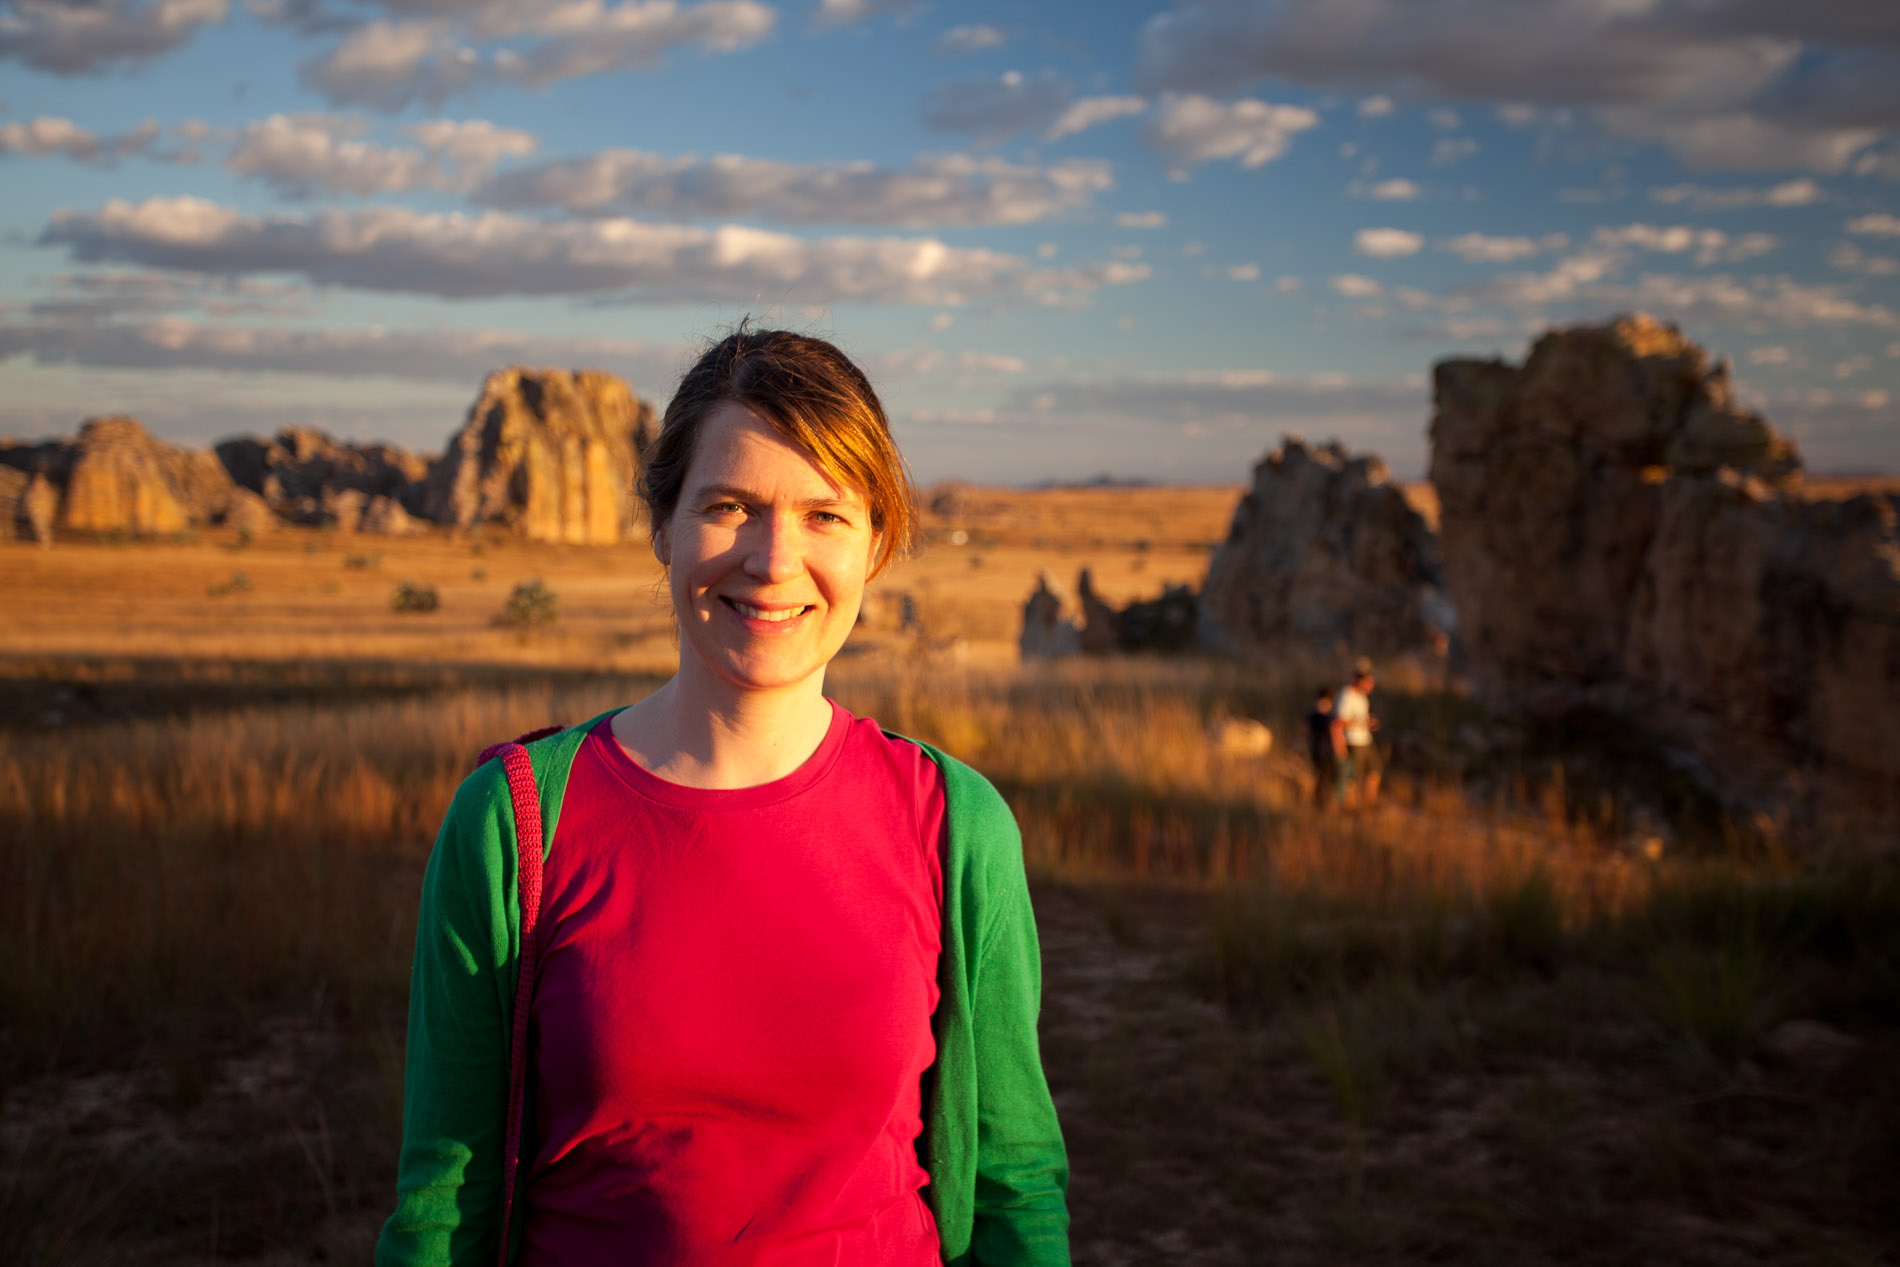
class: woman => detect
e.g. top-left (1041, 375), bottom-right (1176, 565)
top-left (377, 328), bottom-right (1071, 1266)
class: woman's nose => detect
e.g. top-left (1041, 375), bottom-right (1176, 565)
top-left (742, 515), bottom-right (803, 582)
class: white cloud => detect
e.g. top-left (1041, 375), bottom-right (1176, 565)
top-left (1588, 273), bottom-right (1898, 329)
top-left (1431, 136), bottom-right (1477, 166)
top-left (1358, 95), bottom-right (1393, 117)
top-left (477, 150), bottom-right (1111, 227)
top-left (39, 195), bottom-right (1150, 308)
top-left (0, 115), bottom-right (162, 163)
top-left (225, 113), bottom-right (537, 197)
top-left (1592, 223), bottom-right (1778, 266)
top-left (1329, 274), bottom-right (1382, 298)
top-left (300, 1), bottom-right (773, 109)
top-left (1275, 275), bottom-right (1301, 293)
top-left (1832, 356), bottom-right (1872, 379)
top-left (1747, 346), bottom-right (1790, 365)
top-left (1603, 109), bottom-right (1881, 175)
top-left (919, 68), bottom-right (1075, 143)
top-left (1847, 213), bottom-right (1900, 237)
top-left (1648, 178), bottom-right (1824, 210)
top-left (494, 0), bottom-right (773, 88)
top-left (1115, 211), bottom-right (1167, 229)
top-left (0, 313), bottom-right (686, 385)
top-left (937, 24), bottom-right (1004, 54)
top-left (1427, 107), bottom-right (1461, 131)
top-left (1134, 0), bottom-right (1899, 175)
top-left (816, 0), bottom-right (913, 26)
top-left (1045, 94), bottom-right (1147, 142)
top-left (1361, 177), bottom-right (1421, 200)
top-left (927, 312), bottom-right (953, 332)
top-left (1437, 231), bottom-right (1567, 263)
top-left (0, 0), bottom-right (228, 73)
top-left (1355, 227), bottom-right (1422, 258)
top-left (1142, 93), bottom-right (1320, 176)
top-left (1829, 244), bottom-right (1900, 277)
top-left (407, 117), bottom-right (537, 172)
top-left (1226, 263), bottom-right (1259, 281)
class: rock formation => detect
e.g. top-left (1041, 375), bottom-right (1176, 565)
top-left (1198, 437), bottom-right (1450, 659)
top-left (23, 474), bottom-right (58, 545)
top-left (1021, 569), bottom-right (1201, 659)
top-left (421, 367), bottom-right (655, 544)
top-left (1430, 313), bottom-right (1899, 822)
top-left (217, 426), bottom-right (427, 527)
top-left (0, 467), bottom-right (29, 541)
top-left (57, 415), bottom-right (237, 535)
top-left (1020, 573), bottom-right (1083, 658)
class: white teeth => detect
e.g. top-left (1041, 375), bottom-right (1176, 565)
top-left (732, 600), bottom-right (807, 622)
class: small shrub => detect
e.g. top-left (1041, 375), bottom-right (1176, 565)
top-left (390, 581), bottom-right (439, 613)
top-left (344, 553), bottom-right (381, 570)
top-left (495, 578), bottom-right (558, 631)
top-left (207, 571), bottom-right (250, 597)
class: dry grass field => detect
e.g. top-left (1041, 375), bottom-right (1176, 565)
top-left (2, 482), bottom-right (1896, 1265)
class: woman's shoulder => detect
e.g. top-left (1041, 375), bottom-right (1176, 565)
top-left (870, 728), bottom-right (1016, 844)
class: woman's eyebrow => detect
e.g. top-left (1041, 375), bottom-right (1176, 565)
top-left (692, 483), bottom-right (854, 511)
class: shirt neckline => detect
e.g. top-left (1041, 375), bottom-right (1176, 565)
top-left (586, 699), bottom-right (853, 811)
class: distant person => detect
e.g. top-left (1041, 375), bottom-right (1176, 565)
top-left (378, 327), bottom-right (1070, 1265)
top-left (1336, 658), bottom-right (1381, 807)
top-left (1304, 686), bottom-right (1346, 809)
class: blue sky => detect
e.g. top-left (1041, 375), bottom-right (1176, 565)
top-left (2, 0), bottom-right (1897, 483)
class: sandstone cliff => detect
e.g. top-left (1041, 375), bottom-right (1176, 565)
top-left (1198, 437), bottom-right (1450, 659)
top-left (56, 416), bottom-right (238, 536)
top-left (1429, 314), bottom-right (1898, 822)
top-left (421, 367), bottom-right (655, 544)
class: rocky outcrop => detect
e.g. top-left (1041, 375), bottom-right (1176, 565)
top-left (1198, 437), bottom-right (1450, 659)
top-left (360, 494), bottom-right (419, 536)
top-left (58, 416), bottom-right (237, 535)
top-left (0, 467), bottom-right (29, 541)
top-left (1020, 573), bottom-right (1084, 659)
top-left (23, 474), bottom-right (58, 544)
top-left (421, 367), bottom-right (655, 544)
top-left (1022, 569), bottom-right (1201, 659)
top-left (217, 426), bottom-right (427, 528)
top-left (1430, 313), bottom-right (1899, 822)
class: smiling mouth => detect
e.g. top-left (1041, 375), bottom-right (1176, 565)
top-left (725, 598), bottom-right (813, 622)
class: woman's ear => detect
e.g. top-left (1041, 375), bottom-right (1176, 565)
top-left (652, 521), bottom-right (671, 568)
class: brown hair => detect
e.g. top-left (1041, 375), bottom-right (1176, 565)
top-left (641, 326), bottom-right (915, 576)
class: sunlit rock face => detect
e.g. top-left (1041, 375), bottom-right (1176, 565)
top-left (1197, 436), bottom-right (1450, 660)
top-left (422, 367), bottom-right (656, 544)
top-left (57, 415), bottom-right (236, 535)
top-left (1430, 313), bottom-right (1899, 823)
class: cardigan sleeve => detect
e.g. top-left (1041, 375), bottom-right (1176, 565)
top-left (375, 762), bottom-right (519, 1267)
top-left (959, 769), bottom-right (1073, 1266)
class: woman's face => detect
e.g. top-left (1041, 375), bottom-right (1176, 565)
top-left (657, 401), bottom-right (877, 700)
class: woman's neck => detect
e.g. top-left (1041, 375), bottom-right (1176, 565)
top-left (610, 671), bottom-right (836, 790)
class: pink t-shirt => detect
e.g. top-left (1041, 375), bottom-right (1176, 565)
top-left (521, 702), bottom-right (946, 1266)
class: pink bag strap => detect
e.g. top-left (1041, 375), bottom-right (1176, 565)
top-left (478, 726), bottom-right (563, 1267)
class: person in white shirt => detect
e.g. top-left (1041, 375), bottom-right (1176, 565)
top-left (1335, 659), bottom-right (1381, 807)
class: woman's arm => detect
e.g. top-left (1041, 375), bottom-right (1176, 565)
top-left (968, 834), bottom-right (1071, 1266)
top-left (376, 765), bottom-right (519, 1267)
top-left (926, 749), bottom-right (1071, 1267)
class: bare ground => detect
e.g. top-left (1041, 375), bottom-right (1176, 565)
top-left (7, 860), bottom-right (1896, 1265)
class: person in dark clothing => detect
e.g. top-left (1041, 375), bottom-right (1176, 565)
top-left (1305, 686), bottom-right (1346, 809)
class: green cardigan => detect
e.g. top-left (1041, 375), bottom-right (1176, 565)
top-left (375, 711), bottom-right (1071, 1266)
